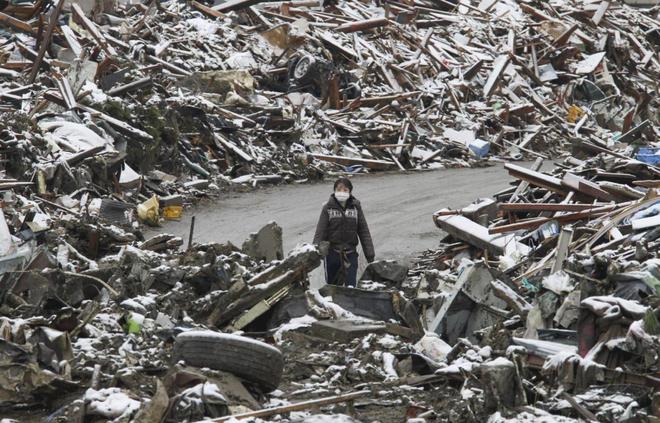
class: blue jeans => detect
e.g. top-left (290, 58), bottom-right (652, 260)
top-left (324, 250), bottom-right (358, 287)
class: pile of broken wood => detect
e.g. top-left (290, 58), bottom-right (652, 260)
top-left (423, 148), bottom-right (660, 420)
top-left (0, 0), bottom-right (656, 196)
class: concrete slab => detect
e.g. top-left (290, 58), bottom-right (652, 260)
top-left (242, 221), bottom-right (283, 262)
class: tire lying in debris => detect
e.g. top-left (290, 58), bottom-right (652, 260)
top-left (173, 330), bottom-right (283, 392)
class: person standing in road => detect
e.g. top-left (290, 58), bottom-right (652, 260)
top-left (313, 177), bottom-right (375, 287)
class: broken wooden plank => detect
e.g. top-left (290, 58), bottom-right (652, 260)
top-left (633, 180), bottom-right (660, 189)
top-left (500, 203), bottom-right (607, 212)
top-left (599, 181), bottom-right (645, 200)
top-left (505, 163), bottom-right (566, 195)
top-left (145, 54), bottom-right (192, 76)
top-left (483, 55), bottom-right (510, 99)
top-left (379, 63), bottom-right (402, 92)
top-left (433, 211), bottom-right (531, 256)
top-left (0, 182), bottom-right (34, 190)
top-left (591, 1), bottom-right (610, 26)
top-left (488, 204), bottom-right (620, 234)
top-left (77, 104), bottom-right (153, 141)
top-left (519, 3), bottom-right (557, 21)
top-left (463, 59), bottom-right (484, 80)
top-left (215, 247), bottom-right (321, 326)
top-left (0, 12), bottom-right (35, 34)
top-left (28, 0), bottom-right (65, 83)
top-left (192, 0), bottom-right (226, 18)
top-left (491, 280), bottom-right (532, 316)
top-left (317, 31), bottom-right (359, 61)
top-left (357, 92), bottom-right (420, 107)
top-left (560, 392), bottom-right (599, 422)
top-left (336, 17), bottom-right (390, 33)
top-left (106, 77), bottom-right (153, 97)
top-left (54, 73), bottom-right (76, 109)
top-left (551, 226), bottom-right (574, 273)
top-left (518, 126), bottom-right (543, 151)
top-left (509, 157), bottom-right (543, 202)
top-left (212, 0), bottom-right (264, 13)
top-left (553, 23), bottom-right (578, 47)
top-left (509, 53), bottom-right (544, 86)
top-left (207, 391), bottom-right (371, 422)
top-left (65, 145), bottom-right (106, 166)
top-left (61, 25), bottom-right (82, 58)
top-left (71, 3), bottom-right (117, 57)
top-left (311, 154), bottom-right (396, 171)
top-left (395, 119), bottom-right (409, 157)
top-left (214, 133), bottom-right (254, 163)
top-left (561, 173), bottom-right (613, 201)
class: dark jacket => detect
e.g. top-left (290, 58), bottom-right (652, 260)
top-left (313, 194), bottom-right (375, 262)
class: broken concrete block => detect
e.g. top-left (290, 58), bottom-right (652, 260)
top-left (242, 221), bottom-right (283, 262)
top-left (460, 198), bottom-right (497, 223)
top-left (479, 357), bottom-right (519, 410)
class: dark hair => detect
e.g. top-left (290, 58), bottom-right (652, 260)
top-left (333, 177), bottom-right (353, 192)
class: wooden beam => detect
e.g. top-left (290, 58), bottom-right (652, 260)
top-left (71, 3), bottom-right (117, 57)
top-left (591, 1), bottom-right (610, 26)
top-left (499, 203), bottom-right (608, 212)
top-left (505, 163), bottom-right (566, 195)
top-left (106, 77), bottom-right (152, 97)
top-left (336, 17), bottom-right (390, 33)
top-left (433, 211), bottom-right (531, 256)
top-left (0, 12), bottom-right (35, 34)
top-left (561, 173), bottom-right (613, 201)
top-left (28, 0), bottom-right (66, 83)
top-left (212, 0), bottom-right (264, 13)
top-left (213, 133), bottom-right (254, 163)
top-left (202, 391), bottom-right (371, 422)
top-left (311, 154), bottom-right (396, 170)
top-left (488, 205), bottom-right (619, 234)
top-left (483, 55), bottom-right (510, 99)
top-left (192, 0), bottom-right (226, 18)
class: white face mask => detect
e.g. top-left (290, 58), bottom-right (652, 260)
top-left (334, 191), bottom-right (350, 202)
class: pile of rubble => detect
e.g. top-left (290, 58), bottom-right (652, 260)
top-left (0, 0), bottom-right (658, 421)
top-left (422, 151), bottom-right (660, 420)
top-left (0, 147), bottom-right (657, 422)
top-left (0, 0), bottom-right (657, 206)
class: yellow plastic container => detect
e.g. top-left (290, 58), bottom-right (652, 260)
top-left (163, 205), bottom-right (183, 220)
top-left (566, 104), bottom-right (584, 123)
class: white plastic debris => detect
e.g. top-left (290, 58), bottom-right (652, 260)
top-left (84, 388), bottom-right (140, 419)
top-left (415, 333), bottom-right (452, 363)
top-left (541, 271), bottom-right (574, 295)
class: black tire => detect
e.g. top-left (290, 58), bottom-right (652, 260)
top-left (173, 331), bottom-right (283, 392)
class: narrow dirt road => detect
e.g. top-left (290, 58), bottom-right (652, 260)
top-left (154, 163), bottom-right (517, 265)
